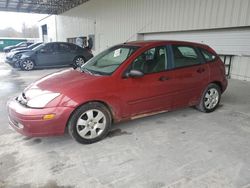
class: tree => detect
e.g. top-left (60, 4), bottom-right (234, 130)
top-left (21, 22), bottom-right (39, 38)
top-left (0, 27), bottom-right (22, 37)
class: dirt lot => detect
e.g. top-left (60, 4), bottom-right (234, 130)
top-left (0, 53), bottom-right (250, 188)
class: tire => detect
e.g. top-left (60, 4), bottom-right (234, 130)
top-left (68, 102), bottom-right (112, 144)
top-left (20, 59), bottom-right (35, 71)
top-left (196, 83), bottom-right (221, 113)
top-left (73, 56), bottom-right (85, 67)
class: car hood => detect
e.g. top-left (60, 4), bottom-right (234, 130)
top-left (4, 45), bottom-right (14, 50)
top-left (12, 47), bottom-right (28, 52)
top-left (20, 51), bottom-right (35, 58)
top-left (7, 50), bottom-right (31, 58)
top-left (24, 69), bottom-right (101, 98)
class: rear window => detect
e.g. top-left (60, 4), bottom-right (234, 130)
top-left (200, 48), bottom-right (217, 62)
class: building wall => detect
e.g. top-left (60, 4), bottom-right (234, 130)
top-left (42, 0), bottom-right (250, 80)
top-left (39, 15), bottom-right (57, 42)
top-left (231, 56), bottom-right (250, 81)
top-left (54, 0), bottom-right (250, 50)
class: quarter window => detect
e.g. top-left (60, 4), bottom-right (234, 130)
top-left (131, 46), bottom-right (167, 74)
top-left (172, 45), bottom-right (200, 68)
top-left (200, 48), bottom-right (216, 62)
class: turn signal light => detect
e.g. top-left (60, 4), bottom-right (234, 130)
top-left (43, 114), bottom-right (55, 120)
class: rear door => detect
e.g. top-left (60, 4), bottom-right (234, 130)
top-left (169, 44), bottom-right (209, 108)
top-left (56, 43), bottom-right (75, 65)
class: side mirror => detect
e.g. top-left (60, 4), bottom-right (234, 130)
top-left (126, 70), bottom-right (144, 78)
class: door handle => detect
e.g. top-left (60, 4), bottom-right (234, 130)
top-left (159, 76), bottom-right (170, 81)
top-left (197, 68), bottom-right (205, 73)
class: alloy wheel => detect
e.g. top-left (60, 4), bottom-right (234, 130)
top-left (204, 88), bottom-right (219, 110)
top-left (76, 109), bottom-right (106, 139)
top-left (22, 60), bottom-right (34, 70)
top-left (75, 57), bottom-right (85, 66)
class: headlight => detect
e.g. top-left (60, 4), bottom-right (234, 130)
top-left (20, 54), bottom-right (29, 59)
top-left (13, 54), bottom-right (22, 59)
top-left (27, 93), bottom-right (60, 108)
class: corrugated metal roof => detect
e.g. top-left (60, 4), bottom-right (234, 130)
top-left (0, 0), bottom-right (89, 14)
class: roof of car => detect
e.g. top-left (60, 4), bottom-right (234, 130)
top-left (123, 40), bottom-right (209, 48)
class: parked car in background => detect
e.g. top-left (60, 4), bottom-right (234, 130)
top-left (10, 42), bottom-right (43, 52)
top-left (5, 42), bottom-right (43, 68)
top-left (17, 42), bottom-right (93, 70)
top-left (7, 40), bottom-right (227, 144)
top-left (3, 41), bottom-right (33, 53)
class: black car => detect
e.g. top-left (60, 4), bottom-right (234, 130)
top-left (10, 42), bottom-right (43, 52)
top-left (5, 43), bottom-right (43, 68)
top-left (17, 42), bottom-right (93, 70)
top-left (3, 41), bottom-right (33, 53)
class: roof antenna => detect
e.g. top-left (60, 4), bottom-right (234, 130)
top-left (124, 21), bottom-right (153, 43)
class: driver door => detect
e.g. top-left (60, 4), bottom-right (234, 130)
top-left (36, 43), bottom-right (59, 66)
top-left (119, 46), bottom-right (175, 117)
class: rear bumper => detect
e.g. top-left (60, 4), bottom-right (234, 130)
top-left (7, 98), bottom-right (74, 137)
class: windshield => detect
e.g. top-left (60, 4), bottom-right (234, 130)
top-left (15, 42), bottom-right (25, 47)
top-left (81, 45), bottom-right (138, 75)
top-left (28, 43), bottom-right (42, 49)
top-left (32, 43), bottom-right (46, 51)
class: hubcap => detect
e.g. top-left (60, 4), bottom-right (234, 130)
top-left (22, 60), bottom-right (34, 70)
top-left (75, 57), bottom-right (85, 66)
top-left (76, 109), bottom-right (106, 139)
top-left (204, 88), bottom-right (219, 109)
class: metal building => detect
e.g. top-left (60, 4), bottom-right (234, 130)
top-left (38, 0), bottom-right (250, 81)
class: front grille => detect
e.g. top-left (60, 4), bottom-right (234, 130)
top-left (8, 116), bottom-right (23, 129)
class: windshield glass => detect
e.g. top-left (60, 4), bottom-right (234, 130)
top-left (81, 45), bottom-right (138, 75)
top-left (16, 42), bottom-right (25, 47)
top-left (32, 43), bottom-right (45, 51)
top-left (28, 43), bottom-right (42, 49)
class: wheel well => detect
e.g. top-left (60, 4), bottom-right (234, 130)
top-left (74, 56), bottom-right (86, 62)
top-left (211, 81), bottom-right (222, 92)
top-left (65, 100), bottom-right (114, 130)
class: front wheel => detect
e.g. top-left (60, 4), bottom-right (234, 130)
top-left (196, 83), bottom-right (221, 113)
top-left (20, 59), bottom-right (35, 71)
top-left (68, 102), bottom-right (112, 144)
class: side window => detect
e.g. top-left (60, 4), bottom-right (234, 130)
top-left (52, 44), bottom-right (60, 52)
top-left (69, 44), bottom-right (78, 51)
top-left (59, 43), bottom-right (70, 52)
top-left (131, 46), bottom-right (167, 74)
top-left (200, 48), bottom-right (216, 62)
top-left (172, 45), bottom-right (200, 68)
top-left (41, 44), bottom-right (53, 53)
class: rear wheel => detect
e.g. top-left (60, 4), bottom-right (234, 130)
top-left (68, 102), bottom-right (112, 144)
top-left (74, 56), bottom-right (85, 67)
top-left (20, 59), bottom-right (34, 71)
top-left (196, 83), bottom-right (221, 113)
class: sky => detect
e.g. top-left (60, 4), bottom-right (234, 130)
top-left (0, 11), bottom-right (47, 31)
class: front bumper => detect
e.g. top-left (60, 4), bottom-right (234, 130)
top-left (7, 98), bottom-right (74, 137)
top-left (5, 58), bottom-right (20, 68)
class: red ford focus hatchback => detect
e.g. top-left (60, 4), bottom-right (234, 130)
top-left (7, 41), bottom-right (228, 144)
